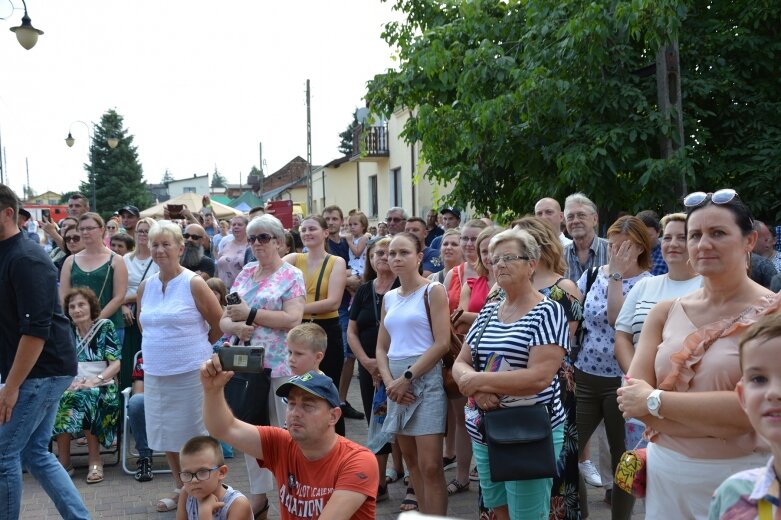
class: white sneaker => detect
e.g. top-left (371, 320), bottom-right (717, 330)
top-left (578, 460), bottom-right (603, 487)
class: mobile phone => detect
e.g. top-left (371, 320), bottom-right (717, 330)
top-left (42, 208), bottom-right (51, 221)
top-left (226, 292), bottom-right (241, 305)
top-left (167, 204), bottom-right (183, 219)
top-left (218, 346), bottom-right (265, 373)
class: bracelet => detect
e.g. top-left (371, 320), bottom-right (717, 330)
top-left (246, 307), bottom-right (258, 325)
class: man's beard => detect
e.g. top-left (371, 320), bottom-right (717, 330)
top-left (180, 242), bottom-right (204, 269)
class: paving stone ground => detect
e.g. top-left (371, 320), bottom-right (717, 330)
top-left (19, 371), bottom-right (636, 519)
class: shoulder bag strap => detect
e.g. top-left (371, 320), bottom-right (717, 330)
top-left (470, 305), bottom-right (498, 372)
top-left (97, 252), bottom-right (116, 302)
top-left (308, 254), bottom-right (332, 322)
top-left (139, 256), bottom-right (154, 283)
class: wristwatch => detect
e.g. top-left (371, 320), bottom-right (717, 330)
top-left (647, 389), bottom-right (664, 418)
top-left (403, 369), bottom-right (414, 381)
top-left (96, 374), bottom-right (105, 382)
top-left (610, 272), bottom-right (623, 281)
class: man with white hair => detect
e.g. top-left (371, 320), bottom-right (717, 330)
top-left (562, 193), bottom-right (609, 282)
top-left (385, 207), bottom-right (408, 236)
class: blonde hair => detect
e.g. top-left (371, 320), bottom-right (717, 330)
top-left (148, 220), bottom-right (184, 247)
top-left (512, 216), bottom-right (567, 275)
top-left (475, 227), bottom-right (504, 277)
top-left (287, 323), bottom-right (327, 354)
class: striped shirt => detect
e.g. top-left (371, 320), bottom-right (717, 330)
top-left (464, 299), bottom-right (570, 444)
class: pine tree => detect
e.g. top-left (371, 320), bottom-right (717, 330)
top-left (211, 166), bottom-right (228, 188)
top-left (338, 110), bottom-right (359, 156)
top-left (161, 169), bottom-right (174, 183)
top-left (80, 109), bottom-right (152, 218)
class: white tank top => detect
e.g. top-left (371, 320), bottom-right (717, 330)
top-left (140, 269), bottom-right (212, 376)
top-left (383, 283), bottom-right (438, 359)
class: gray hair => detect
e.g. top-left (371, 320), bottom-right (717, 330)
top-left (247, 214), bottom-right (286, 242)
top-left (564, 192), bottom-right (598, 216)
top-left (148, 220), bottom-right (184, 247)
top-left (489, 228), bottom-right (541, 262)
top-left (386, 206), bottom-right (408, 219)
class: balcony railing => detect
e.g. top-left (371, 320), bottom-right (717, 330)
top-left (352, 123), bottom-right (389, 158)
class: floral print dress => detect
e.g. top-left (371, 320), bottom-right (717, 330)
top-left (52, 320), bottom-right (121, 448)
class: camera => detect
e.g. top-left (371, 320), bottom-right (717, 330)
top-left (226, 292), bottom-right (241, 305)
top-left (218, 346), bottom-right (264, 373)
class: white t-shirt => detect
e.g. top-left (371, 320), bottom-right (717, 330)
top-left (383, 283), bottom-right (440, 359)
top-left (615, 274), bottom-right (703, 345)
top-left (124, 254), bottom-right (159, 298)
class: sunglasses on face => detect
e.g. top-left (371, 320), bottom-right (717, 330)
top-left (683, 189), bottom-right (738, 208)
top-left (65, 236), bottom-right (81, 243)
top-left (182, 233), bottom-right (202, 240)
top-left (248, 233), bottom-right (274, 244)
top-left (106, 226), bottom-right (117, 230)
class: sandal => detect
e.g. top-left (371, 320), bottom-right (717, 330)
top-left (399, 487), bottom-right (418, 512)
top-left (377, 485), bottom-right (389, 503)
top-left (253, 499), bottom-right (270, 520)
top-left (135, 457), bottom-right (153, 482)
top-left (385, 468), bottom-right (402, 483)
top-left (156, 488), bottom-right (181, 512)
top-left (86, 464), bottom-right (103, 484)
top-left (447, 478), bottom-right (470, 496)
top-left (403, 471), bottom-right (410, 487)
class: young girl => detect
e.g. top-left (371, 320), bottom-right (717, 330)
top-left (347, 212), bottom-right (370, 277)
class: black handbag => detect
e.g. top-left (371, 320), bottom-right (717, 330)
top-left (471, 306), bottom-right (557, 482)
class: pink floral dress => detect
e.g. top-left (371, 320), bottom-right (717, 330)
top-left (230, 262), bottom-right (305, 377)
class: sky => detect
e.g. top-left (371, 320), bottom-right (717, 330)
top-left (0, 0), bottom-right (402, 198)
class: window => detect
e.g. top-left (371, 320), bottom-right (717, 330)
top-left (183, 187), bottom-right (197, 193)
top-left (369, 175), bottom-right (378, 217)
top-left (389, 168), bottom-right (402, 207)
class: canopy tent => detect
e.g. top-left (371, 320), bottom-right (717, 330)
top-left (140, 192), bottom-right (245, 219)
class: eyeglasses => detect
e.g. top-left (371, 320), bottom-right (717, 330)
top-left (182, 233), bottom-right (202, 240)
top-left (248, 233), bottom-right (274, 244)
top-left (565, 212), bottom-right (594, 222)
top-left (491, 254), bottom-right (530, 265)
top-left (178, 466), bottom-right (220, 483)
top-left (373, 250), bottom-right (387, 257)
top-left (78, 226), bottom-right (99, 233)
top-left (106, 226), bottom-right (117, 230)
top-left (64, 236), bottom-right (81, 243)
top-left (460, 236), bottom-right (478, 243)
top-left (136, 229), bottom-right (149, 235)
top-left (387, 217), bottom-right (406, 223)
top-left (683, 189), bottom-right (737, 208)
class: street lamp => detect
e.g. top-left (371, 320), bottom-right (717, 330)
top-left (65, 120), bottom-right (120, 211)
top-left (2, 0), bottom-right (44, 50)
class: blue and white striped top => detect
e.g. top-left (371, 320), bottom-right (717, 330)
top-left (464, 298), bottom-right (570, 444)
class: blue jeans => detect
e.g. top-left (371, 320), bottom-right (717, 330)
top-left (338, 307), bottom-right (353, 359)
top-left (0, 375), bottom-right (91, 520)
top-left (126, 393), bottom-right (152, 458)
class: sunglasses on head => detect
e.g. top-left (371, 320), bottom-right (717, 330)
top-left (683, 189), bottom-right (738, 208)
top-left (182, 233), bottom-right (202, 240)
top-left (248, 233), bottom-right (274, 244)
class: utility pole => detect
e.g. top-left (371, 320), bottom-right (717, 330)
top-left (306, 79), bottom-right (313, 214)
top-left (258, 142), bottom-right (264, 196)
top-left (657, 41), bottom-right (687, 198)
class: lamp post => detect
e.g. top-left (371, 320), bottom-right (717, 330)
top-left (65, 121), bottom-right (119, 212)
top-left (2, 0), bottom-right (44, 50)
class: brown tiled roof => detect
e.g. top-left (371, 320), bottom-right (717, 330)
top-left (263, 156), bottom-right (310, 191)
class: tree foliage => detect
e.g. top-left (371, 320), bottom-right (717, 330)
top-left (211, 167), bottom-right (228, 188)
top-left (366, 0), bottom-right (781, 221)
top-left (80, 109), bottom-right (151, 218)
top-left (161, 169), bottom-right (174, 183)
top-left (338, 110), bottom-right (360, 156)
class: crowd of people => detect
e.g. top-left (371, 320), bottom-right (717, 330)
top-left (3, 182), bottom-right (781, 520)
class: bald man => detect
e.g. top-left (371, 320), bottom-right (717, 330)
top-left (534, 197), bottom-right (572, 247)
top-left (181, 223), bottom-right (215, 280)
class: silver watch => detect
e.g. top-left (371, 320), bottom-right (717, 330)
top-left (610, 272), bottom-right (623, 281)
top-left (647, 389), bottom-right (664, 418)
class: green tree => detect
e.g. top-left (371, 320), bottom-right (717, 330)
top-left (366, 0), bottom-right (781, 221)
top-left (59, 191), bottom-right (80, 204)
top-left (211, 167), bottom-right (228, 188)
top-left (161, 169), bottom-right (174, 183)
top-left (80, 109), bottom-right (151, 218)
top-left (338, 110), bottom-right (360, 156)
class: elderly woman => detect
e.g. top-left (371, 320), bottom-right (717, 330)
top-left (120, 216), bottom-right (159, 389)
top-left (60, 212), bottom-right (129, 344)
top-left (53, 287), bottom-right (121, 484)
top-left (283, 215), bottom-right (347, 434)
top-left (513, 216), bottom-right (583, 520)
top-left (216, 215), bottom-right (250, 289)
top-left (452, 228), bottom-right (570, 519)
top-left (222, 214), bottom-right (305, 518)
top-left (376, 232), bottom-right (451, 516)
top-left (574, 215), bottom-right (652, 519)
top-left (137, 221), bottom-right (223, 512)
top-left (618, 191), bottom-right (775, 519)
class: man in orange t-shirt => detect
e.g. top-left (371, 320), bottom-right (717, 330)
top-left (200, 364), bottom-right (378, 520)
